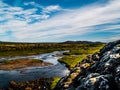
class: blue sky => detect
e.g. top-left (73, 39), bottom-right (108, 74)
top-left (0, 0), bottom-right (120, 42)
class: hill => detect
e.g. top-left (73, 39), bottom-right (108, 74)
top-left (61, 41), bottom-right (105, 44)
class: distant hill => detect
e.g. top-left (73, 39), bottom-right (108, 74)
top-left (0, 41), bottom-right (105, 44)
top-left (61, 41), bottom-right (105, 44)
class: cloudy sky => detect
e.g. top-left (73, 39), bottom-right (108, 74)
top-left (0, 0), bottom-right (120, 42)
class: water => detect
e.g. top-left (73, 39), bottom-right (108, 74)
top-left (0, 51), bottom-right (69, 88)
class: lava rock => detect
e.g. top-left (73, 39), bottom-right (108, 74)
top-left (54, 40), bottom-right (120, 90)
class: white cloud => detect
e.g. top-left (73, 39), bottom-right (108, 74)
top-left (24, 2), bottom-right (62, 13)
top-left (110, 35), bottom-right (120, 41)
top-left (43, 5), bottom-right (62, 13)
top-left (0, 0), bottom-right (120, 42)
top-left (24, 2), bottom-right (35, 6)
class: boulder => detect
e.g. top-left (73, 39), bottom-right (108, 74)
top-left (54, 40), bottom-right (120, 90)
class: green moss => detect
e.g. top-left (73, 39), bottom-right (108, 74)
top-left (58, 44), bottom-right (105, 69)
top-left (50, 77), bottom-right (61, 90)
top-left (58, 55), bottom-right (87, 69)
top-left (63, 52), bottom-right (72, 55)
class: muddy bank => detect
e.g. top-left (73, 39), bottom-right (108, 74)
top-left (0, 51), bottom-right (69, 89)
top-left (0, 59), bottom-right (53, 70)
top-left (8, 78), bottom-right (51, 90)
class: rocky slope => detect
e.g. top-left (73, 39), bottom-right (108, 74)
top-left (54, 40), bottom-right (120, 90)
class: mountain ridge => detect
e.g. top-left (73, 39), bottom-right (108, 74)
top-left (61, 41), bottom-right (105, 44)
top-left (0, 41), bottom-right (105, 44)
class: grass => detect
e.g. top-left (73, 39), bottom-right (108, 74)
top-left (58, 44), bottom-right (105, 69)
top-left (0, 43), bottom-right (105, 90)
top-left (0, 43), bottom-right (105, 57)
top-left (0, 59), bottom-right (52, 70)
top-left (58, 55), bottom-right (87, 69)
top-left (9, 78), bottom-right (51, 90)
top-left (50, 77), bottom-right (61, 90)
top-left (9, 77), bottom-right (60, 90)
top-left (0, 43), bottom-right (105, 70)
top-left (1, 59), bottom-right (43, 64)
top-left (0, 42), bottom-right (106, 89)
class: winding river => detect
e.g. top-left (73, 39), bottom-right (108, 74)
top-left (0, 51), bottom-right (69, 88)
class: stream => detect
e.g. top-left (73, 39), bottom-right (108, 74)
top-left (0, 51), bottom-right (69, 88)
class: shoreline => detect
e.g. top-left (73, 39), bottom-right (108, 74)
top-left (0, 59), bottom-right (53, 70)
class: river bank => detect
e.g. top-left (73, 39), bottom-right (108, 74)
top-left (8, 78), bottom-right (51, 90)
top-left (0, 59), bottom-right (53, 70)
top-left (0, 43), bottom-right (105, 89)
top-left (0, 51), bottom-right (69, 89)
top-left (54, 40), bottom-right (120, 90)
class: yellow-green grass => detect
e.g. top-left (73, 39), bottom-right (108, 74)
top-left (50, 77), bottom-right (61, 90)
top-left (58, 44), bottom-right (105, 69)
top-left (0, 43), bottom-right (105, 58)
top-left (58, 55), bottom-right (87, 69)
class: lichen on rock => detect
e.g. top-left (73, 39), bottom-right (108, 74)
top-left (54, 40), bottom-right (120, 90)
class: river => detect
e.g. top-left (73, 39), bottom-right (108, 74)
top-left (0, 51), bottom-right (69, 88)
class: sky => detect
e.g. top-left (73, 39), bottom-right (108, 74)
top-left (0, 0), bottom-right (120, 42)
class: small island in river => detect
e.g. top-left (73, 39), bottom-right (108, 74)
top-left (0, 59), bottom-right (53, 70)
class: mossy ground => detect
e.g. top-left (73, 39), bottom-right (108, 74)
top-left (58, 55), bottom-right (87, 69)
top-left (58, 44), bottom-right (104, 69)
top-left (0, 43), bottom-right (105, 89)
top-left (0, 43), bottom-right (105, 57)
top-left (50, 77), bottom-right (61, 90)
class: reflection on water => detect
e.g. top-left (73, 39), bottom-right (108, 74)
top-left (0, 51), bottom-right (69, 88)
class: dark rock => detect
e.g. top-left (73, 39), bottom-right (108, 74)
top-left (115, 66), bottom-right (120, 89)
top-left (76, 73), bottom-right (112, 90)
top-left (54, 40), bottom-right (120, 90)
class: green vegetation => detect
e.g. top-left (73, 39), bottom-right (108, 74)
top-left (0, 42), bottom-right (105, 70)
top-left (0, 59), bottom-right (52, 70)
top-left (9, 77), bottom-right (61, 90)
top-left (0, 42), bottom-right (105, 89)
top-left (0, 43), bottom-right (105, 58)
top-left (58, 44), bottom-right (105, 69)
top-left (9, 77), bottom-right (60, 90)
top-left (63, 44), bottom-right (104, 55)
top-left (9, 78), bottom-right (51, 90)
top-left (58, 55), bottom-right (87, 69)
top-left (50, 77), bottom-right (61, 90)
top-left (1, 59), bottom-right (43, 64)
